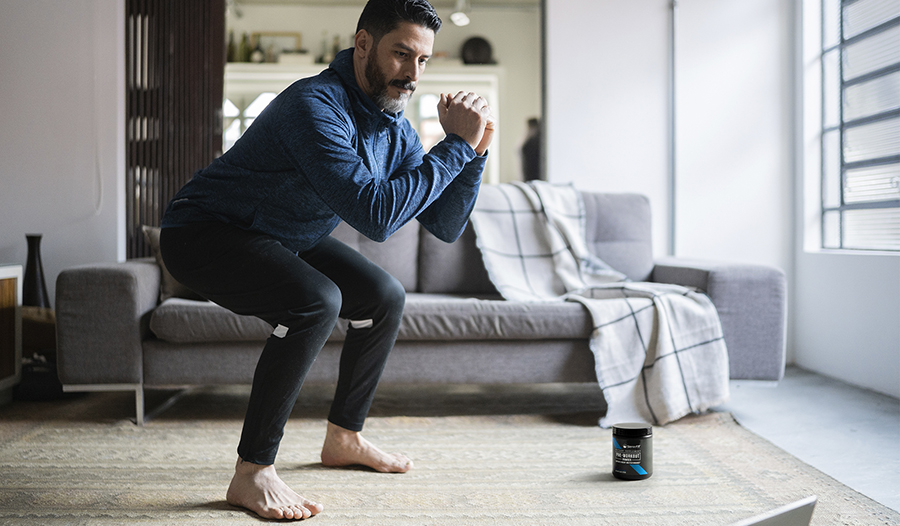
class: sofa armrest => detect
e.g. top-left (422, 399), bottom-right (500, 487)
top-left (56, 258), bottom-right (160, 385)
top-left (651, 257), bottom-right (787, 381)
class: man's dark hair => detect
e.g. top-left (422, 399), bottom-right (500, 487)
top-left (356, 0), bottom-right (442, 43)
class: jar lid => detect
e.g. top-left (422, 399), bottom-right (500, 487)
top-left (612, 422), bottom-right (653, 437)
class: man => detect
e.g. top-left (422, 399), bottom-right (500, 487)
top-left (159, 0), bottom-right (493, 520)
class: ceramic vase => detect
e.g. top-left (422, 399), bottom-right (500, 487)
top-left (23, 234), bottom-right (50, 308)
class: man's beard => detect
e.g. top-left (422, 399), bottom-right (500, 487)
top-left (365, 56), bottom-right (416, 114)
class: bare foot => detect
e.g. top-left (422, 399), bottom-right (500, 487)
top-left (320, 422), bottom-right (413, 473)
top-left (225, 458), bottom-right (324, 520)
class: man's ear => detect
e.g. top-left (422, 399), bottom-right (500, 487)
top-left (354, 29), bottom-right (373, 59)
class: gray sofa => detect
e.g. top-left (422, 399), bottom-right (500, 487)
top-left (56, 191), bottom-right (787, 424)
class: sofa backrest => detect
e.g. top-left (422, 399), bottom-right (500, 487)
top-left (581, 192), bottom-right (654, 282)
top-left (418, 222), bottom-right (497, 294)
top-left (329, 220), bottom-right (421, 292)
top-left (330, 190), bottom-right (654, 294)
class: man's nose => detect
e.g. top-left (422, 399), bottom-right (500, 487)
top-left (404, 62), bottom-right (421, 82)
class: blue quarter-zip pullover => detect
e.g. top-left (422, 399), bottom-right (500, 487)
top-left (161, 48), bottom-right (485, 252)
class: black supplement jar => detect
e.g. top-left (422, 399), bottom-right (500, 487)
top-left (612, 422), bottom-right (653, 480)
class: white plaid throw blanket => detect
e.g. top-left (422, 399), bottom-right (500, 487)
top-left (469, 181), bottom-right (730, 427)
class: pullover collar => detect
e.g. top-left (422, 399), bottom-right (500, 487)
top-left (329, 48), bottom-right (407, 128)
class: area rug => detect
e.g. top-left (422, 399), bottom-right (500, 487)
top-left (0, 384), bottom-right (897, 525)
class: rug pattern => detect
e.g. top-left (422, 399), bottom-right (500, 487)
top-left (0, 385), bottom-right (897, 525)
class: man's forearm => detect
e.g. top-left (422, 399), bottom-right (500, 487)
top-left (416, 156), bottom-right (485, 243)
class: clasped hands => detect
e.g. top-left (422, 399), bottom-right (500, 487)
top-left (438, 91), bottom-right (495, 156)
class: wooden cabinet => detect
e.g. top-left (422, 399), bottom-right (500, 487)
top-left (0, 265), bottom-right (22, 403)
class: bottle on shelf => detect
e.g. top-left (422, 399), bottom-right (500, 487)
top-left (226, 30), bottom-right (235, 62)
top-left (238, 32), bottom-right (250, 62)
top-left (250, 35), bottom-right (265, 63)
top-left (318, 31), bottom-right (333, 64)
top-left (332, 35), bottom-right (342, 59)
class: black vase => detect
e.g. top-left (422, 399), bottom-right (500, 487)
top-left (24, 234), bottom-right (51, 308)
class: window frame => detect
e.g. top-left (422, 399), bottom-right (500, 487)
top-left (819, 0), bottom-right (900, 252)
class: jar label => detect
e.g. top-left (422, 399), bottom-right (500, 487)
top-left (613, 438), bottom-right (650, 477)
top-left (614, 445), bottom-right (642, 464)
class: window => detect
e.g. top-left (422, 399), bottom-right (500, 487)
top-left (223, 92), bottom-right (277, 152)
top-left (223, 98), bottom-right (241, 152)
top-left (416, 93), bottom-right (445, 152)
top-left (819, 0), bottom-right (900, 251)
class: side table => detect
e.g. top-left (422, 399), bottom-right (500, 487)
top-left (0, 265), bottom-right (23, 405)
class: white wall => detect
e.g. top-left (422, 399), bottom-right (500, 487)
top-left (674, 0), bottom-right (793, 273)
top-left (545, 0), bottom-right (672, 258)
top-left (793, 252), bottom-right (900, 397)
top-left (546, 0), bottom-right (793, 271)
top-left (0, 0), bottom-right (125, 308)
top-left (227, 3), bottom-right (542, 183)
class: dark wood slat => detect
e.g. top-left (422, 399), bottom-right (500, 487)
top-left (125, 0), bottom-right (226, 258)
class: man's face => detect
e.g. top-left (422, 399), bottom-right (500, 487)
top-left (363, 22), bottom-right (434, 114)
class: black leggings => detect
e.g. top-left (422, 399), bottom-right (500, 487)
top-left (159, 222), bottom-right (405, 465)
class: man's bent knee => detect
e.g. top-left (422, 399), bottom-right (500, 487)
top-left (346, 275), bottom-right (403, 332)
top-left (376, 275), bottom-right (406, 313)
top-left (272, 281), bottom-right (342, 338)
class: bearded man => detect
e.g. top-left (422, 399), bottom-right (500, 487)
top-left (158, 0), bottom-right (493, 520)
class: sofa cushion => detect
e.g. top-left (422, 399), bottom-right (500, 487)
top-left (329, 220), bottom-right (420, 292)
top-left (150, 293), bottom-right (593, 344)
top-left (150, 298), bottom-right (273, 343)
top-left (581, 192), bottom-right (654, 282)
top-left (400, 293), bottom-right (591, 340)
